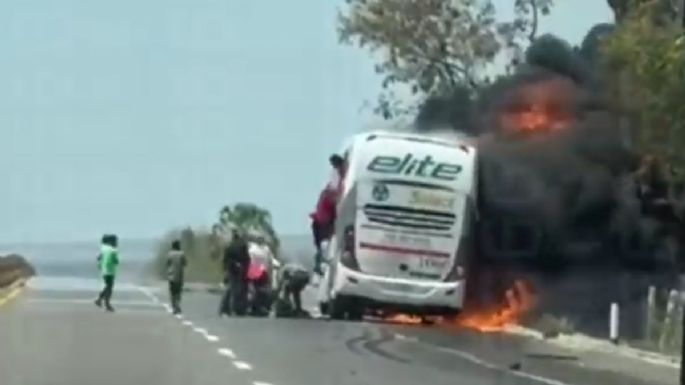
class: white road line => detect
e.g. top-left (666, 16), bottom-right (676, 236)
top-left (136, 286), bottom-right (162, 305)
top-left (175, 314), bottom-right (183, 320)
top-left (233, 361), bottom-right (252, 371)
top-left (205, 334), bottom-right (219, 342)
top-left (193, 327), bottom-right (208, 334)
top-left (434, 346), bottom-right (572, 385)
top-left (182, 320), bottom-right (193, 326)
top-left (512, 371), bottom-right (574, 385)
top-left (218, 348), bottom-right (236, 358)
top-left (253, 382), bottom-right (273, 385)
top-left (393, 333), bottom-right (418, 342)
top-left (435, 347), bottom-right (498, 370)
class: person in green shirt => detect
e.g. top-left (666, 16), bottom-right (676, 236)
top-left (95, 234), bottom-right (119, 312)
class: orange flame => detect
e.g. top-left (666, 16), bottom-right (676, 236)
top-left (498, 78), bottom-right (578, 135)
top-left (383, 280), bottom-right (536, 333)
top-left (456, 280), bottom-right (535, 333)
top-left (386, 314), bottom-right (423, 325)
top-left (501, 104), bottom-right (573, 134)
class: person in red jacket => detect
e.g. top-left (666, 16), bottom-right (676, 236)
top-left (310, 154), bottom-right (345, 274)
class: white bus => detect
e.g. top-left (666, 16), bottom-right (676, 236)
top-left (317, 130), bottom-right (478, 320)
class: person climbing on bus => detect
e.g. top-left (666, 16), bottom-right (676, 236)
top-left (309, 154), bottom-right (346, 275)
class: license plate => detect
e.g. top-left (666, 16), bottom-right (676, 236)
top-left (420, 257), bottom-right (447, 270)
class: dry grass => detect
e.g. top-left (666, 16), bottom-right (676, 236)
top-left (534, 314), bottom-right (577, 339)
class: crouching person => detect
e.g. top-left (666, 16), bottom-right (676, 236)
top-left (273, 262), bottom-right (311, 318)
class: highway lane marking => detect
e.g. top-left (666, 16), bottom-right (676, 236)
top-left (431, 345), bottom-right (573, 385)
top-left (233, 361), bottom-right (253, 371)
top-left (434, 346), bottom-right (498, 370)
top-left (140, 285), bottom-right (262, 378)
top-left (253, 382), bottom-right (273, 385)
top-left (218, 348), bottom-right (236, 358)
top-left (393, 333), bottom-right (418, 342)
top-left (0, 287), bottom-right (23, 307)
top-left (136, 285), bottom-right (163, 305)
top-left (205, 334), bottom-right (219, 342)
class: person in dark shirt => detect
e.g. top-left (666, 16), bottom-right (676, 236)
top-left (167, 240), bottom-right (187, 315)
top-left (274, 261), bottom-right (311, 317)
top-left (218, 228), bottom-right (251, 316)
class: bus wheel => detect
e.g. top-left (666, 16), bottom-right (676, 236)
top-left (319, 302), bottom-right (329, 316)
top-left (420, 316), bottom-right (435, 326)
top-left (347, 305), bottom-right (364, 321)
top-left (330, 296), bottom-right (347, 320)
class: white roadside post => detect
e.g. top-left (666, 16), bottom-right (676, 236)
top-left (646, 286), bottom-right (657, 342)
top-left (610, 302), bottom-right (620, 345)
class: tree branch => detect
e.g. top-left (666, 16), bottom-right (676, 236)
top-left (528, 0), bottom-right (539, 42)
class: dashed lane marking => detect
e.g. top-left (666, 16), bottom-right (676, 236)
top-left (139, 285), bottom-right (262, 378)
top-left (218, 348), bottom-right (236, 359)
top-left (233, 361), bottom-right (253, 371)
top-left (253, 382), bottom-right (273, 385)
top-left (136, 286), bottom-right (163, 305)
top-left (205, 334), bottom-right (219, 342)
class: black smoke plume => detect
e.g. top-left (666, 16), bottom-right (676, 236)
top-left (414, 28), bottom-right (677, 273)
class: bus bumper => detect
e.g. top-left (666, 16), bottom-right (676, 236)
top-left (332, 263), bottom-right (464, 315)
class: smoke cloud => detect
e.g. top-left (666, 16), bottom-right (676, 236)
top-left (413, 27), bottom-right (675, 271)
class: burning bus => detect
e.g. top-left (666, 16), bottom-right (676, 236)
top-left (317, 130), bottom-right (478, 320)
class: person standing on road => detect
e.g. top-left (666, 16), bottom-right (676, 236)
top-left (95, 234), bottom-right (119, 312)
top-left (219, 228), bottom-right (251, 316)
top-left (167, 239), bottom-right (187, 315)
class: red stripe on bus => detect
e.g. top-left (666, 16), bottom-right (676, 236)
top-left (358, 242), bottom-right (451, 259)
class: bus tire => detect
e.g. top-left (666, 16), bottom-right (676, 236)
top-left (319, 301), bottom-right (330, 316)
top-left (330, 296), bottom-right (348, 320)
top-left (347, 304), bottom-right (364, 321)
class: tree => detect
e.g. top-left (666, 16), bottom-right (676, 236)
top-left (216, 203), bottom-right (281, 254)
top-left (607, 0), bottom-right (679, 23)
top-left (601, 1), bottom-right (685, 175)
top-left (337, 0), bottom-right (554, 118)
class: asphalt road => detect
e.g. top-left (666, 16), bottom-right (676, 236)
top-left (0, 276), bottom-right (678, 385)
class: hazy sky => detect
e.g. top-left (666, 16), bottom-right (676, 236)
top-left (0, 0), bottom-right (613, 243)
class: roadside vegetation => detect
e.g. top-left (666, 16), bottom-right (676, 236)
top-left (338, 0), bottom-right (685, 169)
top-left (338, 0), bottom-right (685, 349)
top-left (0, 254), bottom-right (36, 288)
top-left (152, 202), bottom-right (280, 284)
